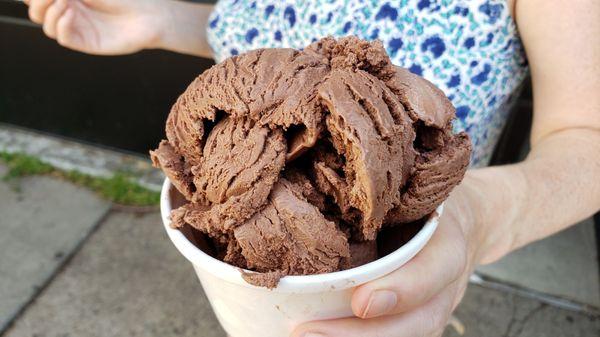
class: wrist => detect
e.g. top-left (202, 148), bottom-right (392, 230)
top-left (442, 178), bottom-right (488, 268)
top-left (455, 167), bottom-right (527, 266)
top-left (150, 1), bottom-right (214, 57)
top-left (146, 0), bottom-right (176, 51)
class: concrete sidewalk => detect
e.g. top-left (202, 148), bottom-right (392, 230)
top-left (0, 130), bottom-right (599, 336)
top-left (0, 166), bottom-right (111, 332)
top-left (3, 209), bottom-right (225, 337)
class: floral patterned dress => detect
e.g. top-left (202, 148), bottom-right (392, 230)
top-left (207, 0), bottom-right (529, 167)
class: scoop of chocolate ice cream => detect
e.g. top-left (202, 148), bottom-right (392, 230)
top-left (151, 36), bottom-right (471, 288)
top-left (166, 117), bottom-right (287, 238)
top-left (233, 179), bottom-right (349, 275)
top-left (318, 68), bottom-right (414, 240)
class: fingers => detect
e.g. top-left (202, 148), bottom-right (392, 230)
top-left (351, 217), bottom-right (468, 319)
top-left (43, 0), bottom-right (68, 38)
top-left (28, 0), bottom-right (72, 44)
top-left (56, 7), bottom-right (76, 47)
top-left (291, 284), bottom-right (456, 337)
top-left (27, 0), bottom-right (54, 24)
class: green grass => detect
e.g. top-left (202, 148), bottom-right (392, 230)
top-left (0, 152), bottom-right (54, 179)
top-left (0, 152), bottom-right (160, 206)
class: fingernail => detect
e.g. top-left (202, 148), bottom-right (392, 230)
top-left (303, 333), bottom-right (326, 337)
top-left (361, 290), bottom-right (397, 318)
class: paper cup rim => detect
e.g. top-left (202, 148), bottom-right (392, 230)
top-left (161, 178), bottom-right (441, 293)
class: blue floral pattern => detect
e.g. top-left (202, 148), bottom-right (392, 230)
top-left (207, 0), bottom-right (528, 167)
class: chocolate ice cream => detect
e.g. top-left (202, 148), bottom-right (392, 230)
top-left (151, 37), bottom-right (471, 288)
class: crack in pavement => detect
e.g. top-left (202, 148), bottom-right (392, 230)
top-left (502, 302), bottom-right (546, 337)
top-left (513, 304), bottom-right (546, 337)
top-left (502, 296), bottom-right (518, 337)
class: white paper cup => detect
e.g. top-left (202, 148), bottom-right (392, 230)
top-left (161, 178), bottom-right (442, 337)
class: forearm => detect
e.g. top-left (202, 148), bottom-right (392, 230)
top-left (458, 128), bottom-right (600, 264)
top-left (153, 1), bottom-right (214, 58)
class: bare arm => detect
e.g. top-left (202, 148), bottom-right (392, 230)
top-left (470, 0), bottom-right (600, 264)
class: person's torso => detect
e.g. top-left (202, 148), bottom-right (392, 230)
top-left (207, 0), bottom-right (529, 167)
